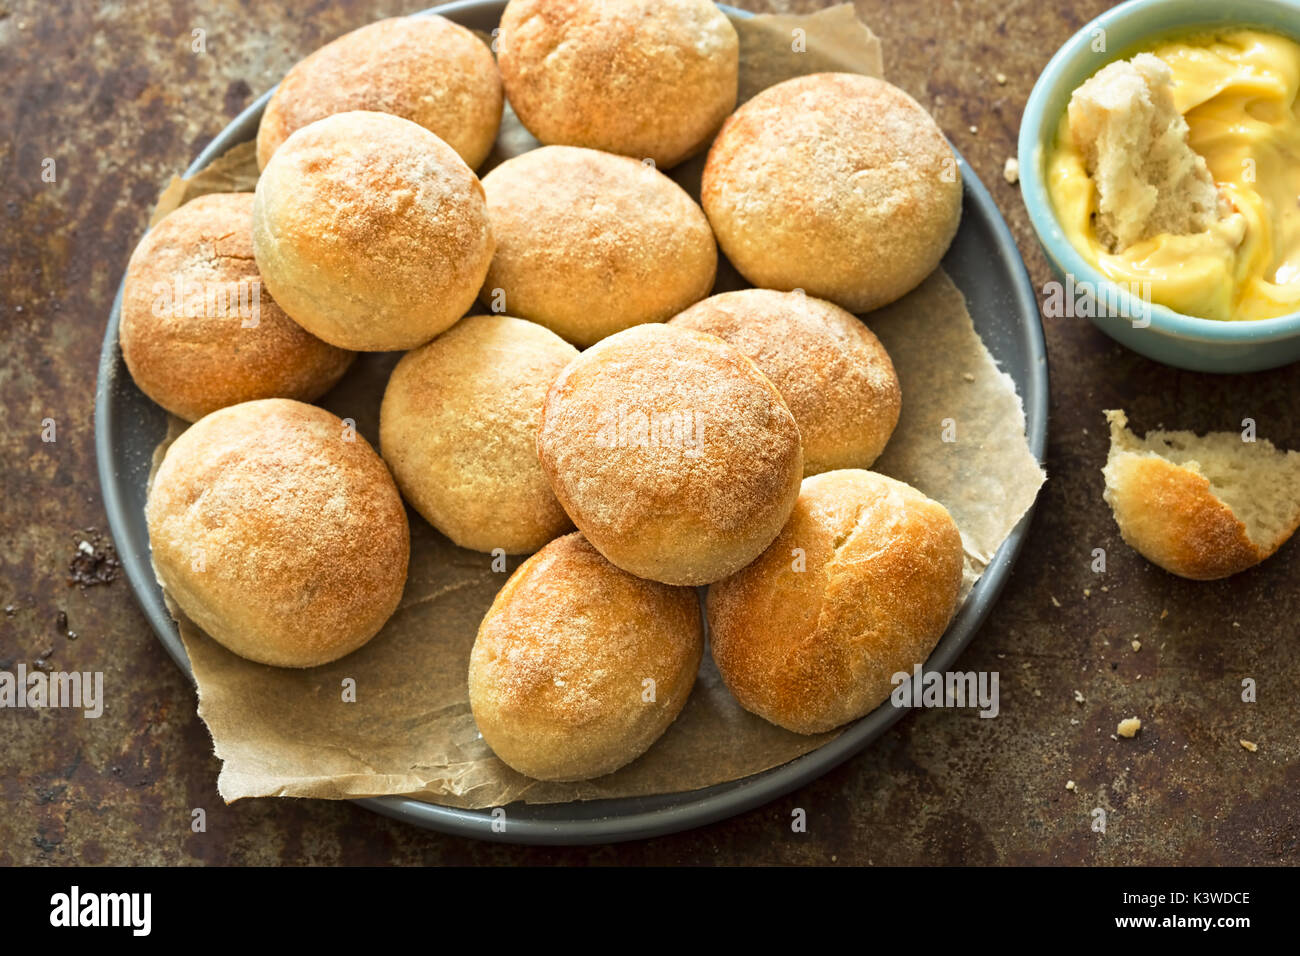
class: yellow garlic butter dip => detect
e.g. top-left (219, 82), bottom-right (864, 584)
top-left (1048, 29), bottom-right (1300, 321)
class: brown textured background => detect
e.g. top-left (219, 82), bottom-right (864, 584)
top-left (1, 0), bottom-right (1297, 866)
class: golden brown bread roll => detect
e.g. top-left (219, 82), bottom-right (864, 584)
top-left (1103, 409), bottom-right (1300, 579)
top-left (670, 289), bottom-right (901, 476)
top-left (708, 469), bottom-right (963, 734)
top-left (147, 399), bottom-right (409, 668)
top-left (480, 146), bottom-right (717, 347)
top-left (468, 532), bottom-right (703, 781)
top-left (537, 323), bottom-right (803, 586)
top-left (119, 193), bottom-right (352, 422)
top-left (257, 16), bottom-right (502, 172)
top-left (252, 111), bottom-right (494, 351)
top-left (702, 72), bottom-right (962, 313)
top-left (497, 0), bottom-right (738, 169)
top-left (379, 314), bottom-right (577, 554)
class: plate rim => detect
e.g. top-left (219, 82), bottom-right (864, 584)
top-left (94, 0), bottom-right (1050, 846)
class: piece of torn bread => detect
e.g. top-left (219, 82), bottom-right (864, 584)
top-left (1102, 409), bottom-right (1300, 580)
top-left (1068, 54), bottom-right (1223, 252)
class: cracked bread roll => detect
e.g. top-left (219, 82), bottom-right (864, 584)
top-left (252, 110), bottom-right (494, 351)
top-left (1103, 409), bottom-right (1300, 579)
top-left (147, 399), bottom-right (409, 668)
top-left (537, 324), bottom-right (803, 586)
top-left (708, 469), bottom-right (963, 734)
top-left (380, 314), bottom-right (577, 554)
top-left (702, 72), bottom-right (962, 314)
top-left (670, 289), bottom-right (900, 475)
top-left (469, 532), bottom-right (703, 781)
top-left (256, 15), bottom-right (503, 171)
top-left (120, 193), bottom-right (353, 422)
top-left (480, 145), bottom-right (717, 347)
top-left (497, 0), bottom-right (738, 169)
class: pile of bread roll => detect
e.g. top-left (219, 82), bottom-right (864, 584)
top-left (132, 1), bottom-right (968, 783)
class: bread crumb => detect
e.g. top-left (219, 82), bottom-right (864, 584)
top-left (1131, 639), bottom-right (1141, 652)
top-left (1033, 689), bottom-right (1041, 697)
top-left (1160, 608), bottom-right (1168, 620)
top-left (1073, 690), bottom-right (1085, 704)
top-left (996, 72), bottom-right (1008, 85)
top-left (1232, 621), bottom-right (1240, 628)
top-left (1083, 588), bottom-right (1091, 598)
top-left (1239, 739), bottom-right (1257, 753)
top-left (1000, 157), bottom-right (1019, 185)
top-left (1051, 595), bottom-right (1061, 607)
top-left (969, 125), bottom-right (978, 134)
top-left (1066, 779), bottom-right (1076, 790)
top-left (963, 371), bottom-right (976, 382)
top-left (1117, 717), bottom-right (1141, 738)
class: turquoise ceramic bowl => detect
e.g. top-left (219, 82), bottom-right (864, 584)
top-left (1018, 0), bottom-right (1300, 373)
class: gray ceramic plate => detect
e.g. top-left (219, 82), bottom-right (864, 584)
top-left (95, 0), bottom-right (1048, 845)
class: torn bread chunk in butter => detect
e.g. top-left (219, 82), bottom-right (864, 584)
top-left (1067, 53), bottom-right (1223, 252)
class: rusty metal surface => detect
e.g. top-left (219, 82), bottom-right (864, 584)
top-left (1, 0), bottom-right (1296, 865)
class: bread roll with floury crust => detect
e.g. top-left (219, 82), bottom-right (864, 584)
top-left (256, 15), bottom-right (503, 171)
top-left (480, 146), bottom-right (717, 347)
top-left (469, 533), bottom-right (703, 781)
top-left (670, 289), bottom-right (901, 475)
top-left (380, 314), bottom-right (577, 554)
top-left (147, 399), bottom-right (409, 669)
top-left (120, 192), bottom-right (352, 422)
top-left (708, 469), bottom-right (964, 735)
top-left (537, 324), bottom-right (803, 586)
top-left (252, 111), bottom-right (494, 352)
top-left (497, 0), bottom-right (738, 169)
top-left (702, 72), bottom-right (962, 314)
